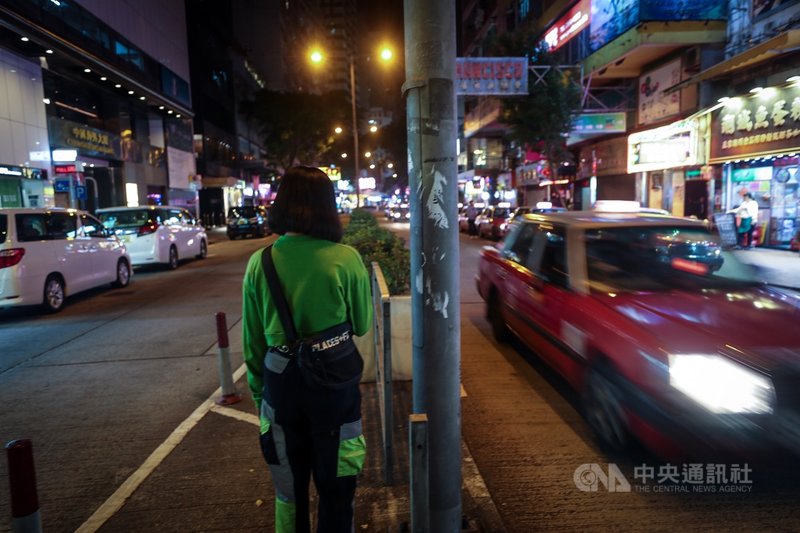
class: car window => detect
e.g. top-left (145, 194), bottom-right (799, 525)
top-left (494, 208), bottom-right (509, 218)
top-left (0, 214), bottom-right (6, 244)
top-left (229, 206), bottom-right (258, 218)
top-left (529, 224), bottom-right (568, 287)
top-left (504, 222), bottom-right (537, 265)
top-left (80, 214), bottom-right (107, 238)
top-left (16, 214), bottom-right (47, 241)
top-left (164, 209), bottom-right (182, 225)
top-left (47, 213), bottom-right (78, 239)
top-left (98, 209), bottom-right (154, 229)
top-left (584, 225), bottom-right (758, 292)
top-left (181, 209), bottom-right (196, 225)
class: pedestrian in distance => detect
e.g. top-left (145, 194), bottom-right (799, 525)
top-left (735, 191), bottom-right (759, 248)
top-left (242, 166), bottom-right (373, 533)
top-left (466, 200), bottom-right (479, 238)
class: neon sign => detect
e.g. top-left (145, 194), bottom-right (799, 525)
top-left (543, 0), bottom-right (590, 51)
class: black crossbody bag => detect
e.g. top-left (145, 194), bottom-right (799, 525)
top-left (261, 245), bottom-right (363, 389)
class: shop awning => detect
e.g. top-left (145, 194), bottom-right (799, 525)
top-left (665, 29), bottom-right (800, 94)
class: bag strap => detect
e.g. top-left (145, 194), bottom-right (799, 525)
top-left (261, 244), bottom-right (298, 344)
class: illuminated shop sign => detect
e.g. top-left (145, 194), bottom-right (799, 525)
top-left (710, 85), bottom-right (800, 163)
top-left (572, 112), bottom-right (626, 134)
top-left (456, 57), bottom-right (528, 96)
top-left (628, 119), bottom-right (699, 173)
top-left (544, 0), bottom-right (590, 51)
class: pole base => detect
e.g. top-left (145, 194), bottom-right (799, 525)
top-left (215, 393), bottom-right (242, 406)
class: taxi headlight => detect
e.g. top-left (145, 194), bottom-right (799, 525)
top-left (668, 354), bottom-right (775, 414)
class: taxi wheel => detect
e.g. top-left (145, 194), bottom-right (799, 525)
top-left (112, 259), bottom-right (131, 288)
top-left (584, 364), bottom-right (630, 452)
top-left (488, 291), bottom-right (509, 343)
top-left (167, 246), bottom-right (179, 270)
top-left (196, 239), bottom-right (208, 259)
top-left (42, 275), bottom-right (65, 313)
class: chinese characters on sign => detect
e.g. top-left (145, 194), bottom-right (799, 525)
top-left (456, 57), bottom-right (529, 96)
top-left (712, 87), bottom-right (800, 162)
top-left (543, 0), bottom-right (590, 51)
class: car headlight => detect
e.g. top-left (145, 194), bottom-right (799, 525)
top-left (500, 223), bottom-right (507, 231)
top-left (668, 354), bottom-right (775, 414)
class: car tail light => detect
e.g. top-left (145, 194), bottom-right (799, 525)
top-left (0, 248), bottom-right (25, 269)
top-left (138, 221), bottom-right (159, 236)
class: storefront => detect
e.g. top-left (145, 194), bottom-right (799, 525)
top-left (627, 117), bottom-right (707, 217)
top-left (710, 83), bottom-right (800, 248)
top-left (0, 165), bottom-right (52, 208)
top-left (577, 135), bottom-right (629, 209)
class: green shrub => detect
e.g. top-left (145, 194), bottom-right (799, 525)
top-left (343, 210), bottom-right (410, 295)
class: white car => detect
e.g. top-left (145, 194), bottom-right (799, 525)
top-left (96, 206), bottom-right (207, 269)
top-left (0, 207), bottom-right (132, 313)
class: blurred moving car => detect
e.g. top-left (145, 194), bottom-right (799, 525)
top-left (476, 204), bottom-right (511, 240)
top-left (97, 206), bottom-right (207, 270)
top-left (502, 203), bottom-right (568, 238)
top-left (226, 205), bottom-right (270, 239)
top-left (477, 202), bottom-right (800, 459)
top-left (390, 205), bottom-right (411, 222)
top-left (0, 208), bottom-right (131, 312)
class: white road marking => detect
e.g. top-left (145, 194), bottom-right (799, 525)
top-left (75, 363), bottom-right (248, 533)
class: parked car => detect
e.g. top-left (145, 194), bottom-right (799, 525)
top-left (0, 207), bottom-right (131, 313)
top-left (477, 204), bottom-right (800, 459)
top-left (96, 206), bottom-right (207, 269)
top-left (476, 204), bottom-right (511, 240)
top-left (226, 205), bottom-right (270, 239)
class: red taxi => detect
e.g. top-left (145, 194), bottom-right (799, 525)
top-left (476, 201), bottom-right (800, 458)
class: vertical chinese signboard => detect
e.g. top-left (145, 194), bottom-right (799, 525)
top-left (710, 86), bottom-right (800, 162)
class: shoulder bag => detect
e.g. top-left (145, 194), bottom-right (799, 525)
top-left (261, 245), bottom-right (363, 389)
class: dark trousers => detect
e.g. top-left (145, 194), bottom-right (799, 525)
top-left (468, 219), bottom-right (477, 235)
top-left (261, 355), bottom-right (362, 533)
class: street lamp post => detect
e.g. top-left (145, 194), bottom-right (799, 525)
top-left (310, 45), bottom-right (393, 211)
top-left (349, 56), bottom-right (361, 208)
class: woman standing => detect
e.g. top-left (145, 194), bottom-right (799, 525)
top-left (242, 166), bottom-right (373, 532)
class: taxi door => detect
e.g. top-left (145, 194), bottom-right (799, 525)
top-left (512, 223), bottom-right (581, 382)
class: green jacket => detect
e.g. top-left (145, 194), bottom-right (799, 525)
top-left (242, 234), bottom-right (373, 405)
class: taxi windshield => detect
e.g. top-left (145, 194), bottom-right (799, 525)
top-left (585, 225), bottom-right (759, 292)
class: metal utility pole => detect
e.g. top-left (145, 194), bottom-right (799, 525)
top-left (403, 0), bottom-right (461, 531)
top-left (350, 56), bottom-right (361, 208)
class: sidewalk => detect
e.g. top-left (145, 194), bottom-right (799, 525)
top-left (732, 247), bottom-right (800, 289)
top-left (80, 318), bottom-right (496, 532)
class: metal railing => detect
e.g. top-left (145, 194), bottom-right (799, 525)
top-left (370, 261), bottom-right (394, 485)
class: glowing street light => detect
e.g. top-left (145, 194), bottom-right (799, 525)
top-left (369, 125), bottom-right (378, 133)
top-left (334, 126), bottom-right (343, 134)
top-left (387, 162), bottom-right (394, 169)
top-left (369, 164), bottom-right (376, 169)
top-left (311, 43), bottom-right (394, 207)
top-left (341, 152), bottom-right (348, 159)
top-left (365, 151), bottom-right (372, 158)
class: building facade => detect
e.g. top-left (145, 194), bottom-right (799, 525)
top-left (0, 0), bottom-right (196, 213)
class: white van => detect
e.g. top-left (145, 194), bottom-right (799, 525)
top-left (96, 206), bottom-right (207, 269)
top-left (0, 208), bottom-right (132, 313)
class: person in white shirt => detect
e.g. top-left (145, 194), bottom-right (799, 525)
top-left (736, 192), bottom-right (758, 248)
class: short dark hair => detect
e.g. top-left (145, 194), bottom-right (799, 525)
top-left (268, 166), bottom-right (343, 242)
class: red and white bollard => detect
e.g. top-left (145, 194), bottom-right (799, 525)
top-left (6, 439), bottom-right (42, 533)
top-left (215, 312), bottom-right (242, 405)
